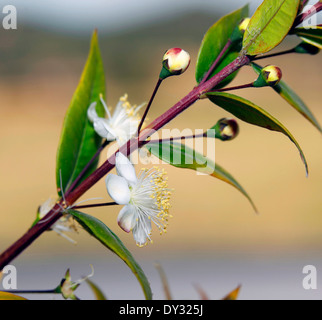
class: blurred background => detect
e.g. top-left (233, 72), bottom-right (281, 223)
top-left (0, 0), bottom-right (321, 300)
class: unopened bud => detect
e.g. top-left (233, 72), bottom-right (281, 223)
top-left (230, 18), bottom-right (250, 42)
top-left (238, 18), bottom-right (250, 33)
top-left (294, 42), bottom-right (320, 55)
top-left (160, 48), bottom-right (190, 79)
top-left (207, 118), bottom-right (239, 141)
top-left (253, 65), bottom-right (282, 87)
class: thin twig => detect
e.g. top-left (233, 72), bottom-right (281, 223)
top-left (72, 202), bottom-right (117, 210)
top-left (253, 48), bottom-right (296, 61)
top-left (137, 78), bottom-right (163, 135)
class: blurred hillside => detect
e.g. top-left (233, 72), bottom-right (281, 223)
top-left (0, 12), bottom-right (221, 79)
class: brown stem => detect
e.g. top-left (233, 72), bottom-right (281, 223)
top-left (72, 202), bottom-right (117, 210)
top-left (146, 133), bottom-right (205, 144)
top-left (0, 54), bottom-right (250, 270)
top-left (211, 82), bottom-right (254, 92)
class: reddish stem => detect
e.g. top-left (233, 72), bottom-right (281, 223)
top-left (212, 82), bottom-right (254, 92)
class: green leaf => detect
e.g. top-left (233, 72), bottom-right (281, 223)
top-left (251, 62), bottom-right (322, 133)
top-left (146, 141), bottom-right (257, 213)
top-left (69, 210), bottom-right (152, 300)
top-left (207, 92), bottom-right (308, 176)
top-left (56, 31), bottom-right (106, 196)
top-left (242, 0), bottom-right (300, 55)
top-left (86, 279), bottom-right (107, 300)
top-left (294, 27), bottom-right (322, 49)
top-left (196, 5), bottom-right (249, 88)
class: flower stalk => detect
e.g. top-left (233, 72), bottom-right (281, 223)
top-left (137, 78), bottom-right (163, 135)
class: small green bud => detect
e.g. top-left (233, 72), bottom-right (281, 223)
top-left (253, 65), bottom-right (282, 87)
top-left (294, 42), bottom-right (320, 55)
top-left (207, 118), bottom-right (239, 141)
top-left (159, 48), bottom-right (190, 79)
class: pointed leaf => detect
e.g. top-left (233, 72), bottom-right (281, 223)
top-left (146, 141), bottom-right (257, 213)
top-left (294, 27), bottom-right (322, 49)
top-left (86, 279), bottom-right (107, 300)
top-left (196, 5), bottom-right (249, 88)
top-left (243, 0), bottom-right (300, 55)
top-left (207, 92), bottom-right (308, 176)
top-left (56, 31), bottom-right (106, 196)
top-left (69, 210), bottom-right (152, 300)
top-left (0, 291), bottom-right (27, 300)
top-left (251, 62), bottom-right (321, 132)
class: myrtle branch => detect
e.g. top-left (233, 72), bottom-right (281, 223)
top-left (0, 54), bottom-right (250, 270)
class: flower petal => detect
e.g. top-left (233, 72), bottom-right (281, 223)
top-left (105, 174), bottom-right (131, 205)
top-left (93, 119), bottom-right (117, 141)
top-left (115, 152), bottom-right (138, 184)
top-left (132, 217), bottom-right (152, 247)
top-left (87, 102), bottom-right (99, 123)
top-left (117, 205), bottom-right (137, 233)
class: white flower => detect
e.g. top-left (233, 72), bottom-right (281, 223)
top-left (38, 198), bottom-right (77, 244)
top-left (105, 152), bottom-right (171, 247)
top-left (87, 94), bottom-right (144, 146)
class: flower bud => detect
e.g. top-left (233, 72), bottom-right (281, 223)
top-left (159, 48), bottom-right (190, 79)
top-left (230, 18), bottom-right (250, 42)
top-left (294, 42), bottom-right (320, 55)
top-left (238, 18), bottom-right (250, 33)
top-left (207, 118), bottom-right (239, 141)
top-left (253, 65), bottom-right (282, 87)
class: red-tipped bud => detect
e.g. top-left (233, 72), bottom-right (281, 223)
top-left (160, 48), bottom-right (190, 79)
top-left (253, 65), bottom-right (282, 87)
